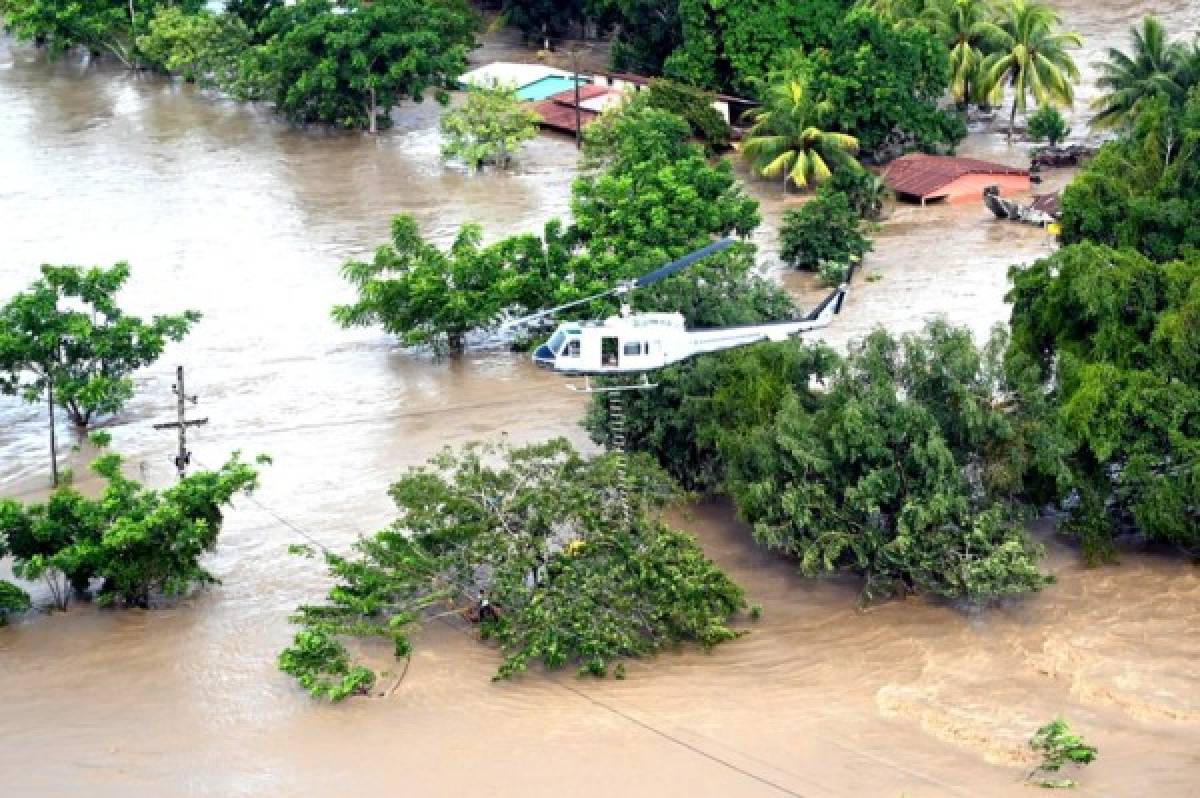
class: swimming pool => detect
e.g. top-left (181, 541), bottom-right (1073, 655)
top-left (516, 75), bottom-right (591, 101)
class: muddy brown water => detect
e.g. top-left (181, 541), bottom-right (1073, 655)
top-left (2, 4), bottom-right (1199, 794)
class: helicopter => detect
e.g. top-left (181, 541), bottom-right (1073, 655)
top-left (499, 238), bottom-right (852, 392)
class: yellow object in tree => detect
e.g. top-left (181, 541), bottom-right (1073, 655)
top-left (565, 540), bottom-right (586, 556)
top-left (1047, 223), bottom-right (1062, 235)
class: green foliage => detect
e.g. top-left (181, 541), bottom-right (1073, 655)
top-left (665, 0), bottom-right (851, 94)
top-left (728, 323), bottom-right (1049, 601)
top-left (0, 0), bottom-right (205, 68)
top-left (779, 189), bottom-right (872, 271)
top-left (278, 628), bottom-right (376, 701)
top-left (337, 105), bottom-right (792, 353)
top-left (828, 168), bottom-right (893, 221)
top-left (501, 0), bottom-right (609, 43)
top-left (0, 262), bottom-right (200, 428)
top-left (137, 7), bottom-right (250, 85)
top-left (570, 105), bottom-right (793, 328)
top-left (629, 78), bottom-right (732, 151)
top-left (1091, 16), bottom-right (1198, 131)
top-left (917, 0), bottom-right (1007, 108)
top-left (594, 321), bottom-right (1052, 602)
top-left (0, 581), bottom-right (31, 625)
top-left (1028, 105), bottom-right (1071, 145)
top-left (224, 0), bottom-right (282, 40)
top-left (1006, 242), bottom-right (1200, 559)
top-left (0, 449), bottom-right (260, 609)
top-left (332, 215), bottom-right (557, 354)
top-left (586, 340), bottom-right (842, 491)
top-left (792, 7), bottom-right (968, 154)
top-left (237, 0), bottom-right (478, 132)
top-left (980, 0), bottom-right (1082, 143)
top-left (279, 439), bottom-right (745, 697)
top-left (1028, 718), bottom-right (1097, 788)
top-left (574, 107), bottom-right (760, 280)
top-left (741, 73), bottom-right (861, 190)
top-left (440, 86), bottom-right (540, 171)
top-left (1059, 90), bottom-right (1200, 263)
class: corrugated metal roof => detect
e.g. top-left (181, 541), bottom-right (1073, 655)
top-left (531, 100), bottom-right (600, 135)
top-left (883, 154), bottom-right (1029, 198)
top-left (546, 84), bottom-right (613, 104)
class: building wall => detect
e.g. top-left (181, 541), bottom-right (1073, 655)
top-left (592, 74), bottom-right (733, 123)
top-left (935, 173), bottom-right (1030, 204)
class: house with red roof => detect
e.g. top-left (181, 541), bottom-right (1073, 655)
top-left (531, 85), bottom-right (623, 136)
top-left (883, 154), bottom-right (1030, 205)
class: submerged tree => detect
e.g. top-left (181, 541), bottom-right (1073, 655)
top-left (0, 531), bottom-right (31, 624)
top-left (332, 215), bottom-right (568, 354)
top-left (137, 6), bottom-right (251, 85)
top-left (1091, 16), bottom-right (1194, 131)
top-left (440, 86), bottom-right (541, 171)
top-left (741, 75), bottom-right (860, 192)
top-left (981, 0), bottom-right (1082, 143)
top-left (1027, 105), bottom-right (1071, 145)
top-left (779, 188), bottom-right (873, 273)
top-left (1006, 242), bottom-right (1200, 560)
top-left (727, 323), bottom-right (1050, 601)
top-left (279, 438), bottom-right (745, 699)
top-left (0, 441), bottom-right (263, 609)
top-left (919, 0), bottom-right (1005, 108)
top-left (239, 0), bottom-right (478, 132)
top-left (0, 263), bottom-right (200, 486)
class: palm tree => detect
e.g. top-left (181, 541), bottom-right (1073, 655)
top-left (981, 0), bottom-right (1082, 143)
top-left (1091, 17), bottom-right (1189, 130)
top-left (741, 77), bottom-right (860, 192)
top-left (920, 0), bottom-right (1005, 108)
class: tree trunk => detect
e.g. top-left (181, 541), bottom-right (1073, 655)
top-left (367, 87), bottom-right (378, 134)
top-left (47, 383), bottom-right (59, 488)
top-left (1008, 95), bottom-right (1018, 145)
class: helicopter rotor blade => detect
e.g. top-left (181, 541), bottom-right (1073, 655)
top-left (633, 237), bottom-right (737, 288)
top-left (497, 287), bottom-right (619, 332)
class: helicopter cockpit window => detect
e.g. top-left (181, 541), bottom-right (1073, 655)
top-left (547, 330), bottom-right (566, 353)
top-left (563, 338), bottom-right (580, 357)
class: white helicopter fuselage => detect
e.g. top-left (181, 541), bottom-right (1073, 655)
top-left (532, 304), bottom-right (836, 376)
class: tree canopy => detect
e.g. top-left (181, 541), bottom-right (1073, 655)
top-left (238, 0), bottom-right (478, 132)
top-left (0, 445), bottom-right (262, 610)
top-left (279, 439), bottom-right (745, 698)
top-left (0, 262), bottom-right (200, 429)
top-left (792, 7), bottom-right (967, 154)
top-left (1059, 88), bottom-right (1200, 263)
top-left (0, 0), bottom-right (206, 68)
top-left (440, 86), bottom-right (541, 171)
top-left (1006, 242), bottom-right (1200, 560)
top-left (779, 188), bottom-right (873, 273)
top-left (589, 322), bottom-right (1052, 601)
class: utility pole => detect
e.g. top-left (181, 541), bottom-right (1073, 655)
top-left (153, 366), bottom-right (208, 480)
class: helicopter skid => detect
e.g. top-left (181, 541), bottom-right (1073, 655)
top-left (565, 375), bottom-right (658, 393)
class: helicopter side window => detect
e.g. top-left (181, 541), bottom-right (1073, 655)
top-left (602, 336), bottom-right (619, 367)
top-left (623, 341), bottom-right (642, 356)
top-left (563, 338), bottom-right (580, 357)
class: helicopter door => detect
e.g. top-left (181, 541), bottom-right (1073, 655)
top-left (601, 337), bottom-right (619, 367)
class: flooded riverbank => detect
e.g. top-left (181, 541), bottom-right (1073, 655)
top-left (3, 1), bottom-right (1199, 792)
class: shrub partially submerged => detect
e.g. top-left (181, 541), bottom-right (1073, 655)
top-left (279, 439), bottom-right (745, 699)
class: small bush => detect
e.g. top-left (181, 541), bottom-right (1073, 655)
top-left (1029, 717), bottom-right (1097, 788)
top-left (779, 189), bottom-right (872, 271)
top-left (1028, 106), bottom-right (1071, 146)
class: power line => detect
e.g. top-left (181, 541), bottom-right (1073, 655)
top-left (433, 615), bottom-right (807, 797)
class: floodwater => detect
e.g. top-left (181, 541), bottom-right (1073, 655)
top-left (1, 2), bottom-right (1198, 793)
